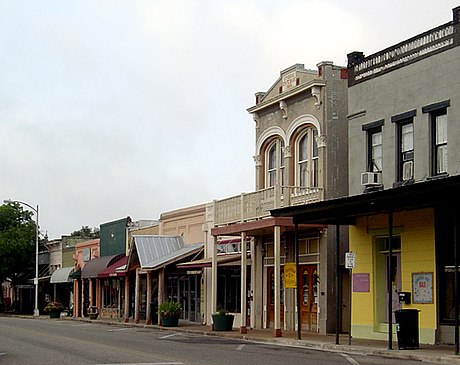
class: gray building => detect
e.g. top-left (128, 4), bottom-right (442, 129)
top-left (210, 62), bottom-right (349, 336)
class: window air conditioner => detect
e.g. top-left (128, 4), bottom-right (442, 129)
top-left (361, 171), bottom-right (382, 186)
top-left (402, 161), bottom-right (414, 181)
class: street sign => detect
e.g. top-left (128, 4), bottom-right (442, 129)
top-left (345, 252), bottom-right (356, 269)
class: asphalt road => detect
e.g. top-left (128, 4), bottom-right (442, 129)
top-left (0, 317), bottom-right (438, 365)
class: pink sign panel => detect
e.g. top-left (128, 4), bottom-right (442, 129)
top-left (353, 273), bottom-right (370, 292)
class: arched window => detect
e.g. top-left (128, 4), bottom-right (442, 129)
top-left (296, 128), bottom-right (318, 187)
top-left (266, 138), bottom-right (284, 187)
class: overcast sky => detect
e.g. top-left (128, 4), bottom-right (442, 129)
top-left (1, 1), bottom-right (458, 239)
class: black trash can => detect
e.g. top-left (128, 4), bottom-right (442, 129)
top-left (150, 301), bottom-right (158, 325)
top-left (395, 309), bottom-right (419, 349)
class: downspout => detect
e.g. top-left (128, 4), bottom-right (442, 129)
top-left (454, 213), bottom-right (459, 355)
top-left (388, 210), bottom-right (394, 350)
top-left (335, 223), bottom-right (341, 345)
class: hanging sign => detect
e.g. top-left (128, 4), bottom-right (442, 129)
top-left (284, 262), bottom-right (297, 288)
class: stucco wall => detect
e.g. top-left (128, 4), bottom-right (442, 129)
top-left (349, 209), bottom-right (436, 344)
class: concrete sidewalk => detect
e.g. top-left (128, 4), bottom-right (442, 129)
top-left (65, 316), bottom-right (460, 364)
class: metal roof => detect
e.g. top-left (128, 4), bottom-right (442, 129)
top-left (50, 267), bottom-right (74, 283)
top-left (132, 235), bottom-right (203, 270)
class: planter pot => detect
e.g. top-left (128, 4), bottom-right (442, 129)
top-left (161, 316), bottom-right (179, 327)
top-left (212, 314), bottom-right (234, 331)
top-left (89, 313), bottom-right (98, 320)
top-left (49, 310), bottom-right (61, 319)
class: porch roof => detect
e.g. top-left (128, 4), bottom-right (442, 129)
top-left (176, 253), bottom-right (247, 269)
top-left (271, 175), bottom-right (460, 225)
top-left (132, 235), bottom-right (204, 270)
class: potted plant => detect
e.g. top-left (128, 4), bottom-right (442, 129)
top-left (158, 300), bottom-right (181, 327)
top-left (88, 306), bottom-right (99, 320)
top-left (44, 301), bottom-right (64, 318)
top-left (212, 308), bottom-right (234, 331)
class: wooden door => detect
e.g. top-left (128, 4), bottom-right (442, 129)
top-left (299, 265), bottom-right (318, 331)
top-left (267, 267), bottom-right (284, 326)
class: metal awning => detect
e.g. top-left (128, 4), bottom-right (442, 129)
top-left (81, 254), bottom-right (124, 279)
top-left (177, 253), bottom-right (247, 269)
top-left (131, 235), bottom-right (204, 270)
top-left (50, 267), bottom-right (74, 283)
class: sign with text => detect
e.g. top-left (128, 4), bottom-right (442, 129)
top-left (345, 252), bottom-right (356, 269)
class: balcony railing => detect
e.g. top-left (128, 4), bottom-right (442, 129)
top-left (214, 185), bottom-right (323, 226)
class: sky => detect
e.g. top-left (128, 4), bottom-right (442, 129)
top-left (1, 0), bottom-right (458, 239)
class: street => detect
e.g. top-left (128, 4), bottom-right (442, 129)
top-left (0, 317), bottom-right (438, 365)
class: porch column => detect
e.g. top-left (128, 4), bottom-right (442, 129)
top-left (250, 238), bottom-right (256, 329)
top-left (88, 279), bottom-right (93, 308)
top-left (81, 279), bottom-right (85, 317)
top-left (146, 271), bottom-right (152, 325)
top-left (96, 279), bottom-right (101, 309)
top-left (158, 268), bottom-right (165, 325)
top-left (74, 280), bottom-right (79, 317)
top-left (211, 235), bottom-right (218, 326)
top-left (240, 232), bottom-right (247, 334)
top-left (274, 225), bottom-right (282, 337)
top-left (388, 211), bottom-right (394, 350)
top-left (124, 274), bottom-right (130, 322)
top-left (134, 268), bottom-right (140, 324)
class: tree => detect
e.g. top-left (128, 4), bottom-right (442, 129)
top-left (0, 203), bottom-right (36, 285)
top-left (70, 225), bottom-right (99, 238)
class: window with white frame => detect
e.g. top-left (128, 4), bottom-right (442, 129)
top-left (422, 100), bottom-right (450, 176)
top-left (266, 138), bottom-right (284, 187)
top-left (392, 110), bottom-right (415, 182)
top-left (296, 128), bottom-right (318, 187)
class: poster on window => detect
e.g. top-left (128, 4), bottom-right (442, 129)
top-left (284, 263), bottom-right (297, 289)
top-left (412, 272), bottom-right (433, 304)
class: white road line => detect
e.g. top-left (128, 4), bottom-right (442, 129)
top-left (236, 344), bottom-right (245, 351)
top-left (107, 328), bottom-right (130, 332)
top-left (98, 363), bottom-right (183, 365)
top-left (341, 353), bottom-right (360, 365)
top-left (159, 333), bottom-right (178, 339)
top-left (0, 353), bottom-right (6, 356)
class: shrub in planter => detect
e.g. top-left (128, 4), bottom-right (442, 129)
top-left (44, 301), bottom-right (64, 318)
top-left (159, 300), bottom-right (181, 327)
top-left (212, 308), bottom-right (234, 331)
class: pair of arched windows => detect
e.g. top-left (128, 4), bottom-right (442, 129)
top-left (264, 127), bottom-right (319, 188)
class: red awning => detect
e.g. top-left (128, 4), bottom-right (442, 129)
top-left (98, 256), bottom-right (128, 278)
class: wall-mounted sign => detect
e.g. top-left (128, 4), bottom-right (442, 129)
top-left (345, 252), bottom-right (356, 269)
top-left (83, 247), bottom-right (90, 262)
top-left (353, 273), bottom-right (370, 292)
top-left (412, 272), bottom-right (433, 304)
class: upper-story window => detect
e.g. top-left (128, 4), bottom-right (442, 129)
top-left (266, 138), bottom-right (284, 187)
top-left (392, 110), bottom-right (415, 182)
top-left (422, 100), bottom-right (450, 176)
top-left (297, 128), bottom-right (318, 187)
top-left (362, 120), bottom-right (384, 173)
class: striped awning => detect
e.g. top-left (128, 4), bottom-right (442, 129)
top-left (50, 267), bottom-right (74, 283)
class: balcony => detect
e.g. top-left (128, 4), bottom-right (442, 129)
top-left (214, 185), bottom-right (323, 226)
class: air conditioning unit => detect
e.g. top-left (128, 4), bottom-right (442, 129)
top-left (402, 161), bottom-right (414, 181)
top-left (361, 171), bottom-right (382, 186)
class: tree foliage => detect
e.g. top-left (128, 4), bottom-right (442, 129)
top-left (0, 203), bottom-right (36, 285)
top-left (70, 225), bottom-right (100, 238)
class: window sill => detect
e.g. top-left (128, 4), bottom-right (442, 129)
top-left (426, 173), bottom-right (449, 181)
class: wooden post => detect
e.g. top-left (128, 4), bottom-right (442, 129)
top-left (240, 232), bottom-right (247, 334)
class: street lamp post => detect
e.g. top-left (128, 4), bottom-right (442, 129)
top-left (4, 199), bottom-right (40, 316)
